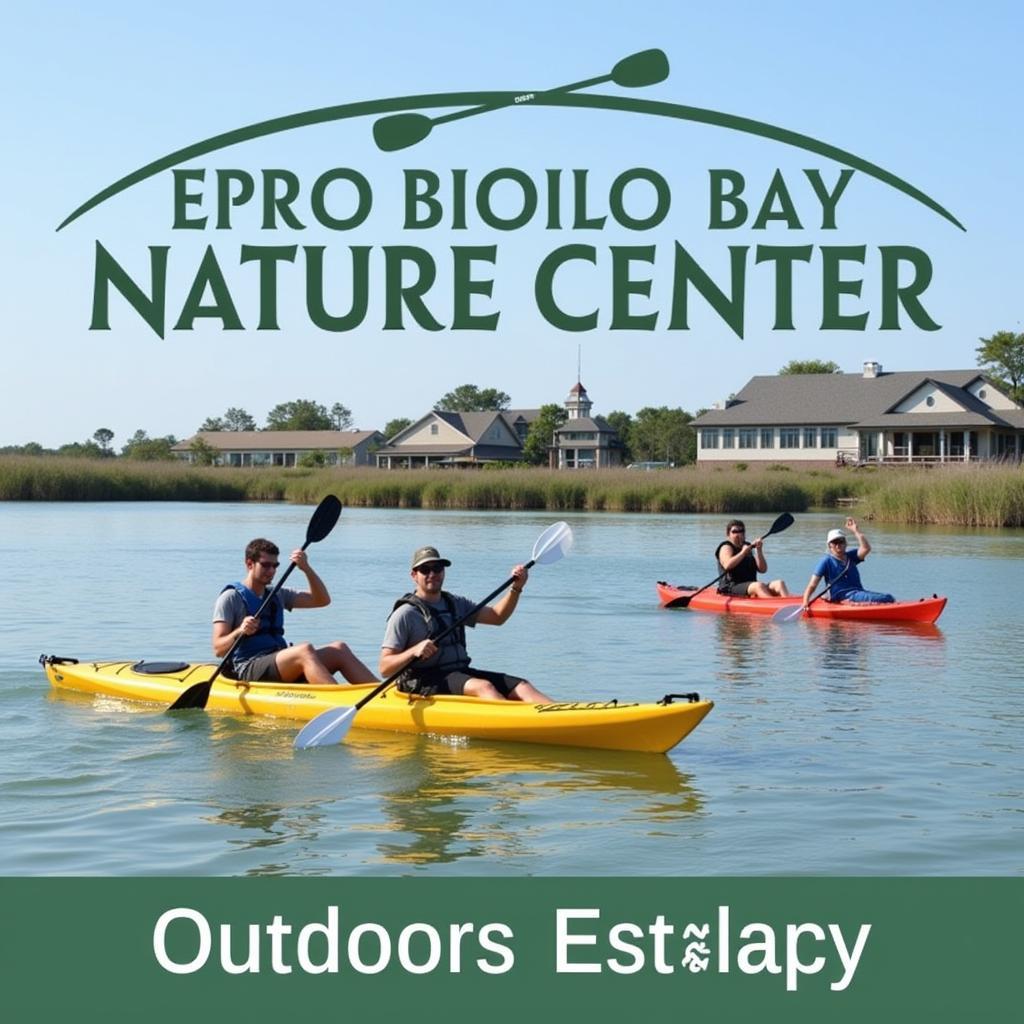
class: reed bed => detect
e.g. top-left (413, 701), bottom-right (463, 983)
top-left (2, 456), bottom-right (1022, 525)
top-left (867, 465), bottom-right (1024, 527)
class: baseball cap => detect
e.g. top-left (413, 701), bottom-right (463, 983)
top-left (411, 546), bottom-right (452, 570)
top-left (826, 528), bottom-right (846, 544)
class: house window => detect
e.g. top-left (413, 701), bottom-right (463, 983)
top-left (760, 428), bottom-right (774, 449)
top-left (821, 428), bottom-right (838, 448)
top-left (701, 429), bottom-right (719, 449)
top-left (925, 395), bottom-right (935, 407)
top-left (738, 429), bottom-right (756, 449)
top-left (430, 424), bottom-right (439, 435)
top-left (779, 428), bottom-right (800, 449)
top-left (804, 428), bottom-right (817, 448)
top-left (722, 429), bottom-right (735, 449)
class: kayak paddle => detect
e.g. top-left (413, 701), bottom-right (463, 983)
top-left (372, 49), bottom-right (669, 151)
top-left (663, 512), bottom-right (795, 609)
top-left (293, 520), bottom-right (575, 750)
top-left (168, 495), bottom-right (343, 711)
top-left (773, 561), bottom-right (851, 623)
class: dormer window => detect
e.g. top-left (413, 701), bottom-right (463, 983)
top-left (979, 388), bottom-right (987, 399)
top-left (925, 396), bottom-right (935, 407)
top-left (430, 424), bottom-right (439, 435)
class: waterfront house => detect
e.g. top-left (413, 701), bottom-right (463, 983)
top-left (692, 362), bottom-right (1024, 466)
top-left (172, 429), bottom-right (384, 467)
top-left (551, 382), bottom-right (624, 469)
top-left (374, 382), bottom-right (624, 469)
top-left (373, 410), bottom-right (532, 468)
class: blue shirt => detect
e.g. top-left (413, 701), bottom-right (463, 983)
top-left (812, 550), bottom-right (864, 600)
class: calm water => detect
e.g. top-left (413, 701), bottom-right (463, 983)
top-left (1, 502), bottom-right (1021, 875)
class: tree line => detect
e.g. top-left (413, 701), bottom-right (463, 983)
top-left (7, 336), bottom-right (1021, 461)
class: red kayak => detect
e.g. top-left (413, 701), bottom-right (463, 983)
top-left (656, 581), bottom-right (947, 623)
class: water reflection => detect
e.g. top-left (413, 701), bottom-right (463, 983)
top-left (358, 732), bottom-right (704, 867)
top-left (713, 614), bottom-right (778, 682)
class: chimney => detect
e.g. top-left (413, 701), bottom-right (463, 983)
top-left (863, 360), bottom-right (882, 379)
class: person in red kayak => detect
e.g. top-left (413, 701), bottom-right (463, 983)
top-left (800, 518), bottom-right (895, 607)
top-left (212, 538), bottom-right (375, 684)
top-left (380, 545), bottom-right (553, 701)
top-left (715, 519), bottom-right (790, 598)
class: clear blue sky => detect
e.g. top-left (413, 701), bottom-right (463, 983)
top-left (4, 0), bottom-right (1021, 447)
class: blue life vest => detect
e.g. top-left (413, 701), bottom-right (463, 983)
top-left (223, 582), bottom-right (287, 672)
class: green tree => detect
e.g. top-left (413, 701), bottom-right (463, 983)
top-left (298, 450), bottom-right (327, 467)
top-left (223, 407), bottom-right (257, 431)
top-left (779, 359), bottom-right (842, 374)
top-left (604, 410), bottom-right (634, 463)
top-left (265, 400), bottom-right (333, 431)
top-left (189, 436), bottom-right (219, 466)
top-left (976, 330), bottom-right (1024, 401)
top-left (330, 403), bottom-right (354, 430)
top-left (121, 429), bottom-right (178, 460)
top-left (199, 407), bottom-right (257, 431)
top-left (92, 427), bottom-right (114, 454)
top-left (522, 404), bottom-right (567, 465)
top-left (434, 384), bottom-right (511, 411)
top-left (630, 407), bottom-right (695, 465)
top-left (383, 417), bottom-right (413, 439)
top-left (57, 440), bottom-right (104, 458)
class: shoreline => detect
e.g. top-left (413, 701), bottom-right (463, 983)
top-left (1, 455), bottom-right (1022, 527)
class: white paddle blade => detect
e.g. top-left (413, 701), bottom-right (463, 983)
top-left (773, 605), bottom-right (805, 623)
top-left (532, 521), bottom-right (574, 565)
top-left (293, 706), bottom-right (356, 750)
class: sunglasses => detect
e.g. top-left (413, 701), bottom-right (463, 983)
top-left (256, 560), bottom-right (280, 569)
top-left (416, 563), bottom-right (446, 575)
top-left (729, 528), bottom-right (745, 535)
top-left (829, 539), bottom-right (847, 547)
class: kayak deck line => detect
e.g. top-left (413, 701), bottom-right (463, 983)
top-left (39, 655), bottom-right (712, 755)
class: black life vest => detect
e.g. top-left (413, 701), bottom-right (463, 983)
top-left (715, 541), bottom-right (757, 586)
top-left (388, 591), bottom-right (470, 674)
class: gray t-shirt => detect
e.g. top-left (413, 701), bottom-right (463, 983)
top-left (381, 592), bottom-right (478, 671)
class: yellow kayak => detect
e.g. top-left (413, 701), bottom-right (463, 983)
top-left (40, 655), bottom-right (713, 754)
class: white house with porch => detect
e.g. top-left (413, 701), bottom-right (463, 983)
top-left (692, 361), bottom-right (1024, 466)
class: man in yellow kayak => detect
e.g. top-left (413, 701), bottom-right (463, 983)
top-left (212, 538), bottom-right (375, 684)
top-left (380, 545), bottom-right (554, 701)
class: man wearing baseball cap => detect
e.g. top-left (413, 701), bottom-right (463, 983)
top-left (379, 545), bottom-right (554, 701)
top-left (800, 517), bottom-right (894, 608)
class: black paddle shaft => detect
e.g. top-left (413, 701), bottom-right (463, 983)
top-left (666, 512), bottom-right (794, 608)
top-left (167, 496), bottom-right (342, 711)
top-left (352, 558), bottom-right (537, 713)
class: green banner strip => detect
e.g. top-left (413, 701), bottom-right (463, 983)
top-left (2, 878), bottom-right (1018, 1021)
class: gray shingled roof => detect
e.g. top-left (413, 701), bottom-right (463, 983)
top-left (555, 416), bottom-right (619, 434)
top-left (691, 370), bottom-right (1022, 428)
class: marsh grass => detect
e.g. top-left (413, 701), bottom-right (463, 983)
top-left (2, 456), bottom-right (1021, 524)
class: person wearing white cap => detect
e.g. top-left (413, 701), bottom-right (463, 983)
top-left (800, 517), bottom-right (894, 608)
top-left (379, 545), bottom-right (554, 702)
